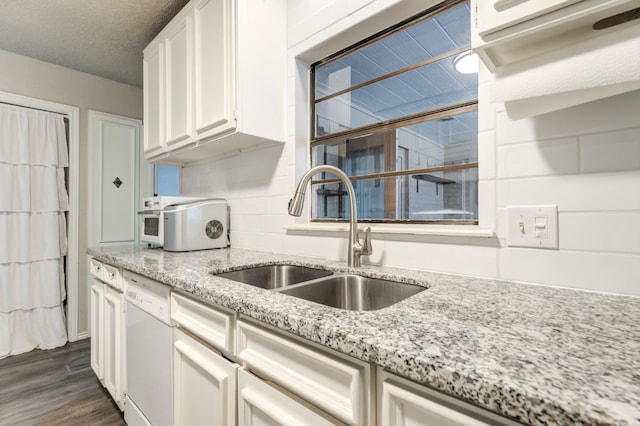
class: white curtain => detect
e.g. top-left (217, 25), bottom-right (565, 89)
top-left (0, 104), bottom-right (69, 359)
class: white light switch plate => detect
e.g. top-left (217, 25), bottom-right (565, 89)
top-left (507, 205), bottom-right (558, 249)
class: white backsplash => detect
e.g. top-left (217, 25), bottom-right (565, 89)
top-left (182, 0), bottom-right (640, 296)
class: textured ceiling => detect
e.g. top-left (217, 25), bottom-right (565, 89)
top-left (0, 0), bottom-right (190, 87)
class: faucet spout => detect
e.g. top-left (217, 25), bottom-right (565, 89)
top-left (289, 165), bottom-right (372, 267)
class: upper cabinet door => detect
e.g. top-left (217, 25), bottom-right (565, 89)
top-left (165, 13), bottom-right (193, 146)
top-left (143, 41), bottom-right (165, 155)
top-left (472, 0), bottom-right (639, 70)
top-left (476, 0), bottom-right (582, 36)
top-left (193, 0), bottom-right (235, 137)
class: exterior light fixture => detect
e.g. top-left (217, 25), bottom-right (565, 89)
top-left (454, 50), bottom-right (478, 74)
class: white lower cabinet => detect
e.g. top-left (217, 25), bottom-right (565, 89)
top-left (173, 327), bottom-right (238, 426)
top-left (377, 369), bottom-right (519, 426)
top-left (236, 318), bottom-right (372, 426)
top-left (104, 286), bottom-right (126, 409)
top-left (90, 278), bottom-right (104, 382)
top-left (122, 271), bottom-right (520, 426)
top-left (89, 258), bottom-right (126, 411)
top-left (238, 367), bottom-right (341, 426)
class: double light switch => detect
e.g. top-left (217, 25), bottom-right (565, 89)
top-left (507, 205), bottom-right (559, 249)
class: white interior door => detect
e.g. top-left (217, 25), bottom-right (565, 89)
top-left (89, 111), bottom-right (141, 247)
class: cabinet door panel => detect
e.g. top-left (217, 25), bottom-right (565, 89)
top-left (104, 286), bottom-right (123, 406)
top-left (237, 369), bottom-right (338, 426)
top-left (194, 0), bottom-right (233, 135)
top-left (174, 328), bottom-right (237, 426)
top-left (90, 280), bottom-right (104, 381)
top-left (165, 15), bottom-right (192, 145)
top-left (143, 42), bottom-right (164, 155)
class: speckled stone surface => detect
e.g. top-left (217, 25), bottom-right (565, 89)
top-left (88, 245), bottom-right (640, 425)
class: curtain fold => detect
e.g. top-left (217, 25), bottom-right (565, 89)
top-left (0, 104), bottom-right (68, 359)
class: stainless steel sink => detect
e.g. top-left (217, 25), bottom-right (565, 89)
top-left (214, 265), bottom-right (333, 289)
top-left (277, 274), bottom-right (426, 311)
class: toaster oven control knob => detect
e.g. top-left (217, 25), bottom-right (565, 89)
top-left (205, 220), bottom-right (224, 239)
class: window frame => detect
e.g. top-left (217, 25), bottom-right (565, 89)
top-left (308, 0), bottom-right (478, 225)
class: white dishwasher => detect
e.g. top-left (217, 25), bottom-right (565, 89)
top-left (124, 271), bottom-right (173, 426)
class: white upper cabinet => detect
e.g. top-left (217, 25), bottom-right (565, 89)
top-left (143, 0), bottom-right (286, 163)
top-left (143, 41), bottom-right (165, 156)
top-left (476, 0), bottom-right (582, 36)
top-left (472, 0), bottom-right (640, 69)
top-left (193, 0), bottom-right (233, 138)
top-left (164, 12), bottom-right (193, 147)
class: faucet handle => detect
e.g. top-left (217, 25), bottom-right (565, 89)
top-left (361, 227), bottom-right (373, 256)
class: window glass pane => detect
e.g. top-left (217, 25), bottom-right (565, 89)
top-left (311, 169), bottom-right (477, 221)
top-left (312, 111), bottom-right (478, 176)
top-left (401, 111), bottom-right (478, 165)
top-left (315, 60), bottom-right (477, 137)
top-left (156, 164), bottom-right (180, 196)
top-left (314, 2), bottom-right (472, 98)
top-left (312, 131), bottom-right (393, 174)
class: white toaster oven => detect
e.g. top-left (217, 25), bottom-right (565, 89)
top-left (139, 196), bottom-right (203, 246)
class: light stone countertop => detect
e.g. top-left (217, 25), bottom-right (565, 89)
top-left (88, 245), bottom-right (640, 425)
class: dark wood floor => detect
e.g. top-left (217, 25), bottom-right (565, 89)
top-left (0, 339), bottom-right (125, 426)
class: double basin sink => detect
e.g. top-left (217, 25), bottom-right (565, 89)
top-left (214, 264), bottom-right (426, 311)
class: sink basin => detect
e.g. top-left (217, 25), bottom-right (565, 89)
top-left (277, 274), bottom-right (426, 311)
top-left (214, 265), bottom-right (333, 289)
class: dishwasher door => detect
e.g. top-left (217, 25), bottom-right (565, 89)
top-left (125, 301), bottom-right (173, 426)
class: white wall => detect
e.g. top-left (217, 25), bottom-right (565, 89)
top-left (181, 0), bottom-right (640, 296)
top-left (0, 49), bottom-right (144, 336)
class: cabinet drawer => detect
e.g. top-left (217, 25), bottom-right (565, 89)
top-left (237, 319), bottom-right (371, 426)
top-left (238, 368), bottom-right (341, 426)
top-left (102, 263), bottom-right (123, 290)
top-left (171, 292), bottom-right (235, 354)
top-left (89, 258), bottom-right (104, 280)
top-left (377, 369), bottom-right (520, 426)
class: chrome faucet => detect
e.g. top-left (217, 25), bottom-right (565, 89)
top-left (288, 165), bottom-right (372, 267)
